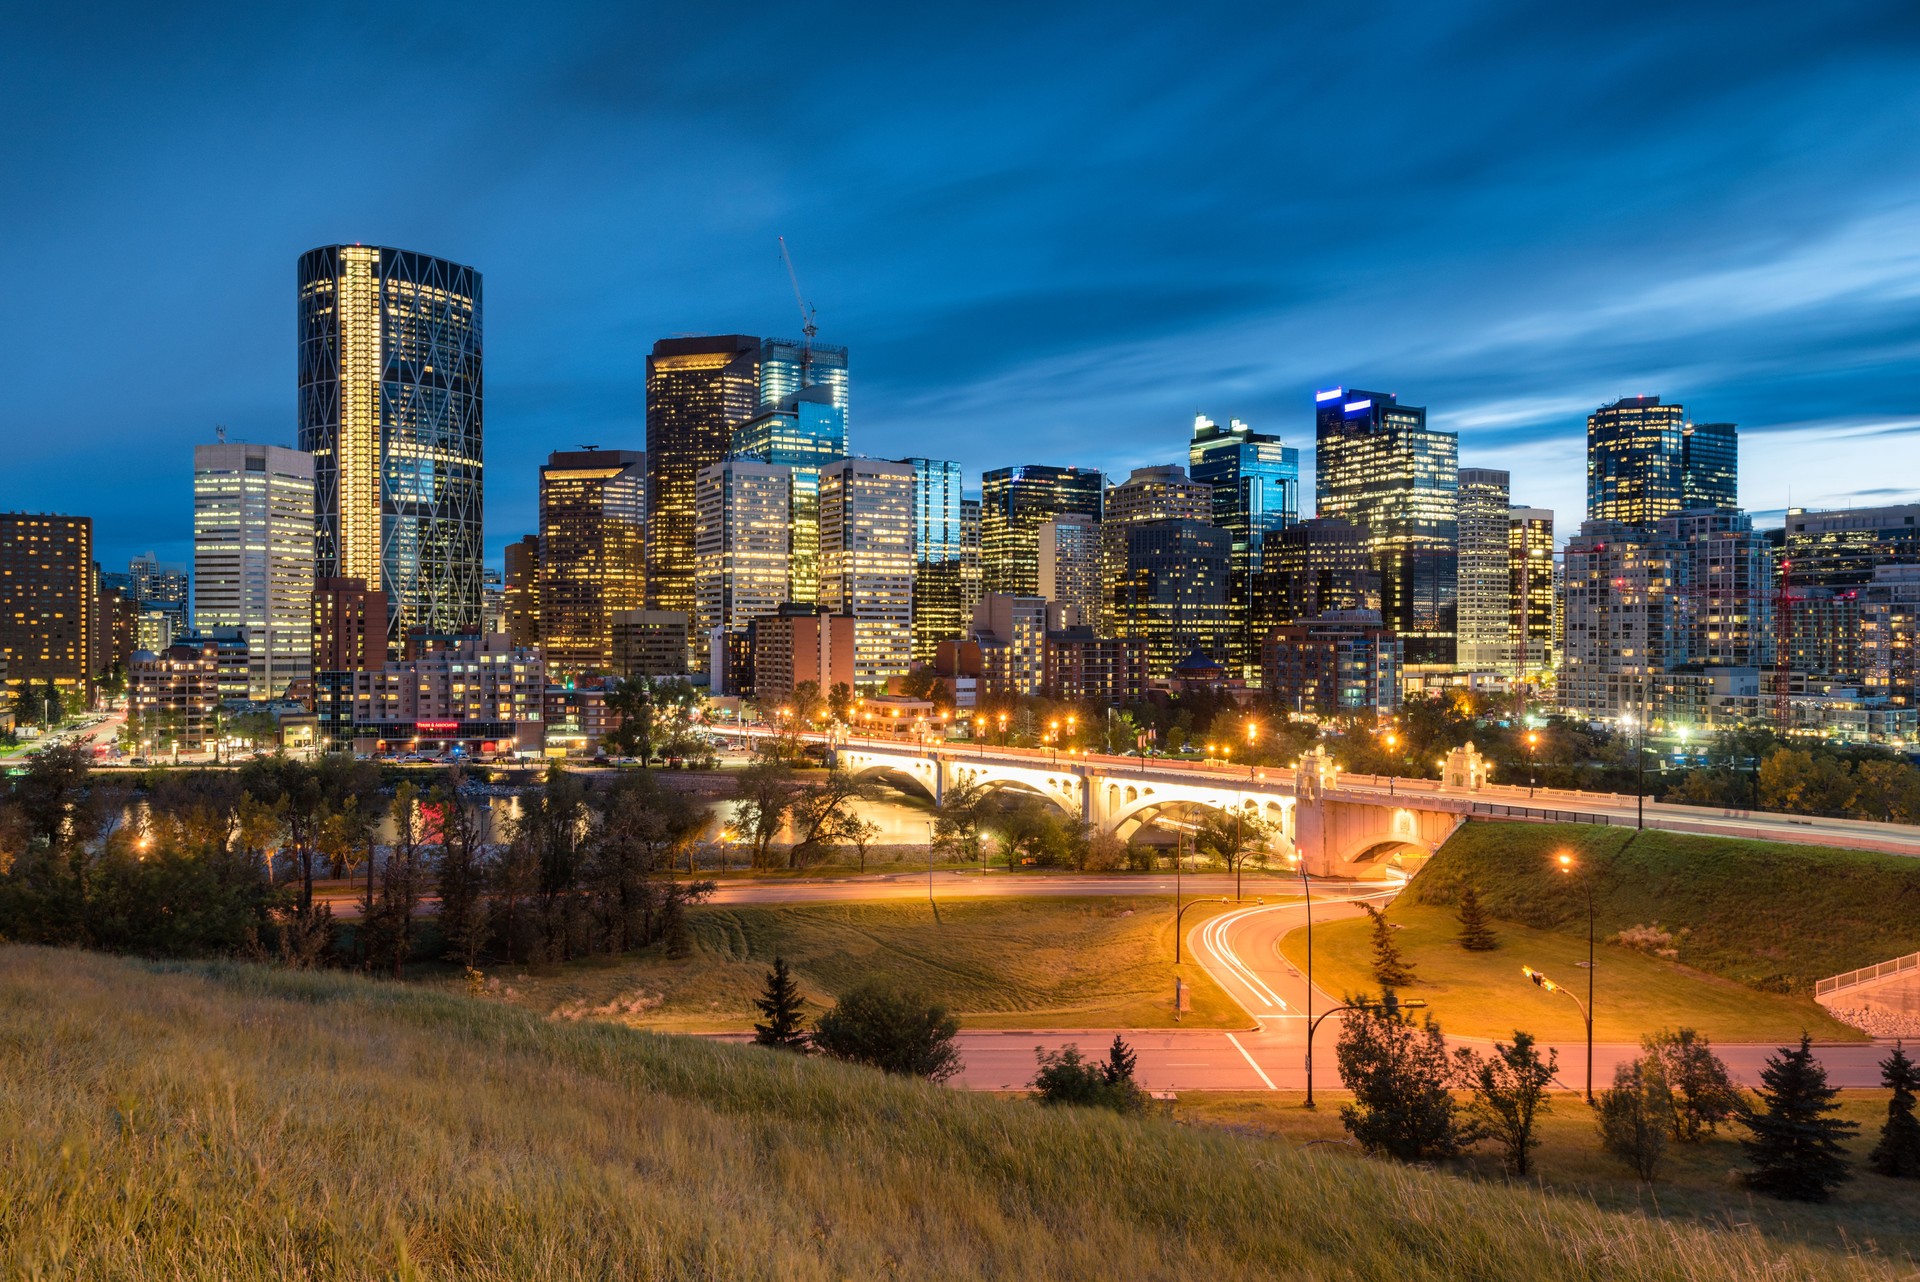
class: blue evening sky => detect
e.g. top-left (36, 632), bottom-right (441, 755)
top-left (4, 1), bottom-right (1919, 573)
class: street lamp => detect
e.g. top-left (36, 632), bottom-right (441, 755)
top-left (1047, 719), bottom-right (1060, 766)
top-left (1245, 719), bottom-right (1259, 782)
top-left (1526, 730), bottom-right (1539, 798)
top-left (1382, 729), bottom-right (1399, 796)
top-left (998, 711), bottom-right (1008, 746)
top-left (1305, 996), bottom-right (1427, 1110)
top-left (1538, 848), bottom-right (1597, 1102)
top-left (1620, 712), bottom-right (1646, 829)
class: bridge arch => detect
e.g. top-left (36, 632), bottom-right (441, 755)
top-left (944, 763), bottom-right (1083, 817)
top-left (1103, 782), bottom-right (1290, 839)
top-left (850, 764), bottom-right (938, 804)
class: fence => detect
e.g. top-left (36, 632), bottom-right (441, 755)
top-left (1816, 951), bottom-right (1920, 999)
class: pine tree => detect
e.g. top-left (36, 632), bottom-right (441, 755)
top-left (1102, 1034), bottom-right (1139, 1086)
top-left (1739, 1033), bottom-right (1857, 1202)
top-left (1366, 905), bottom-right (1416, 989)
top-left (752, 956), bottom-right (810, 1052)
top-left (1456, 885), bottom-right (1497, 952)
top-left (1868, 1042), bottom-right (1920, 1178)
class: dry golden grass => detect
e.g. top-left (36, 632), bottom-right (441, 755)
top-left (1, 944), bottom-right (1911, 1281)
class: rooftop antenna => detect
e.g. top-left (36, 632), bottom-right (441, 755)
top-left (778, 235), bottom-right (819, 380)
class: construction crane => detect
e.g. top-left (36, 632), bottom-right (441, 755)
top-left (778, 236), bottom-right (818, 370)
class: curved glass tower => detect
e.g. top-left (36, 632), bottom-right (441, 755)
top-left (298, 245), bottom-right (483, 655)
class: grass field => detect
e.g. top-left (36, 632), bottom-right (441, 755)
top-left (1178, 1091), bottom-right (1920, 1264)
top-left (491, 896), bottom-right (1255, 1031)
top-left (1279, 902), bottom-right (1863, 1042)
top-left (1403, 821), bottom-right (1920, 992)
top-left (3, 945), bottom-right (1912, 1281)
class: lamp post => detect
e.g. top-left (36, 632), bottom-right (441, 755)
top-left (1305, 996), bottom-right (1427, 1110)
top-left (998, 711), bottom-right (1008, 746)
top-left (1174, 895), bottom-right (1232, 964)
top-left (1047, 719), bottom-right (1059, 766)
top-left (1382, 729), bottom-right (1399, 796)
top-left (1621, 712), bottom-right (1645, 829)
top-left (1541, 848), bottom-right (1596, 1101)
top-left (1298, 840), bottom-right (1314, 1105)
top-left (1245, 719), bottom-right (1259, 782)
top-left (974, 715), bottom-right (987, 758)
top-left (1526, 730), bottom-right (1539, 798)
top-left (925, 820), bottom-right (941, 924)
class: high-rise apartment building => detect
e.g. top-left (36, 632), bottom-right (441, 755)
top-left (1314, 388), bottom-right (1458, 665)
top-left (192, 441), bottom-right (315, 698)
top-left (692, 459), bottom-right (792, 675)
top-left (311, 577), bottom-right (389, 675)
top-left (902, 458), bottom-right (966, 663)
top-left (538, 449), bottom-right (646, 675)
top-left (980, 465), bottom-right (1103, 598)
top-left (1781, 503), bottom-right (1920, 587)
top-left (645, 335), bottom-right (847, 619)
top-left (1261, 610), bottom-right (1402, 716)
top-left (1455, 468), bottom-right (1511, 671)
top-left (1100, 465), bottom-right (1212, 636)
top-left (1037, 514), bottom-right (1101, 626)
top-left (1109, 519), bottom-right (1234, 678)
top-left (971, 594), bottom-right (1051, 697)
top-left (503, 534), bottom-right (540, 647)
top-left (960, 497), bottom-right (984, 623)
top-left (0, 513), bottom-right (94, 704)
top-left (297, 245), bottom-right (483, 652)
top-left (129, 552), bottom-right (189, 634)
top-left (734, 385), bottom-right (847, 605)
top-left (1189, 415), bottom-right (1299, 676)
top-left (750, 605), bottom-right (855, 703)
top-left (819, 457), bottom-right (915, 685)
top-left (1508, 506), bottom-right (1555, 679)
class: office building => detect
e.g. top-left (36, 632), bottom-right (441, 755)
top-left (1253, 517), bottom-right (1380, 640)
top-left (503, 534), bottom-right (540, 646)
top-left (192, 441), bottom-right (315, 699)
top-left (1585, 397), bottom-right (1735, 527)
top-left (1261, 610), bottom-right (1402, 716)
top-left (1109, 519), bottom-right (1234, 679)
top-left (1668, 508), bottom-right (1773, 671)
top-left (1508, 506), bottom-right (1555, 679)
top-left (538, 449), bottom-right (647, 675)
top-left (128, 640), bottom-right (222, 751)
top-left (129, 552), bottom-right (189, 625)
top-left (96, 585), bottom-right (138, 679)
top-left (1037, 513), bottom-right (1102, 625)
top-left (645, 335), bottom-right (847, 619)
top-left (311, 577), bottom-right (389, 675)
top-left (692, 459), bottom-right (791, 674)
top-left (980, 465), bottom-right (1103, 597)
top-left (1781, 503), bottom-right (1920, 587)
top-left (1100, 464), bottom-right (1212, 636)
top-left (902, 458), bottom-right (967, 663)
top-left (1189, 415), bottom-right (1299, 676)
top-left (972, 594), bottom-right (1051, 697)
top-left (749, 605), bottom-right (855, 703)
top-left (735, 385), bottom-right (847, 605)
top-left (0, 513), bottom-right (94, 704)
top-left (1314, 387), bottom-right (1458, 665)
top-left (960, 496), bottom-right (984, 622)
top-left (610, 609), bottom-right (690, 678)
top-left (481, 567), bottom-right (505, 635)
top-left (1683, 422), bottom-right (1739, 511)
top-left (1455, 468), bottom-right (1511, 670)
top-left (134, 609), bottom-right (180, 655)
top-left (1861, 566), bottom-right (1920, 707)
top-left (819, 457), bottom-right (915, 685)
top-left (314, 632), bottom-right (545, 756)
top-left (298, 245), bottom-right (483, 651)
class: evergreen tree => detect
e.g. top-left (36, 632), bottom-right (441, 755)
top-left (1739, 1033), bottom-right (1857, 1202)
top-left (1365, 905), bottom-right (1416, 989)
top-left (1868, 1042), bottom-right (1920, 1179)
top-left (752, 956), bottom-right (810, 1052)
top-left (1102, 1034), bottom-right (1139, 1087)
top-left (1455, 885), bottom-right (1497, 952)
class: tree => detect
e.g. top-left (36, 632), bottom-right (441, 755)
top-left (1365, 904), bottom-right (1416, 989)
top-left (435, 771), bottom-right (492, 969)
top-left (811, 983), bottom-right (962, 1082)
top-left (932, 776), bottom-right (993, 861)
top-left (601, 677), bottom-right (657, 760)
top-left (989, 799), bottom-right (1075, 869)
top-left (1852, 760), bottom-right (1920, 824)
top-left (1101, 709), bottom-right (1140, 755)
top-left (787, 768), bottom-right (877, 867)
top-left (1031, 1035), bottom-right (1147, 1114)
top-left (1643, 1027), bottom-right (1741, 1142)
top-left (1739, 1033), bottom-right (1857, 1202)
top-left (1868, 1042), bottom-right (1920, 1179)
top-left (362, 781), bottom-right (428, 976)
top-left (731, 756), bottom-right (796, 869)
top-left (1455, 884), bottom-right (1497, 951)
top-left (827, 682), bottom-right (855, 724)
top-left (1456, 1030), bottom-right (1557, 1176)
top-left (1597, 1057), bottom-right (1671, 1181)
top-left (752, 956), bottom-right (809, 1052)
top-left (1758, 748), bottom-right (1855, 816)
top-left (842, 816), bottom-right (881, 872)
top-left (1192, 807), bottom-right (1270, 879)
top-left (1335, 992), bottom-right (1464, 1161)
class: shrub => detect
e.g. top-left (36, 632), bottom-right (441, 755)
top-left (1336, 993), bottom-right (1463, 1161)
top-left (1031, 1036), bottom-right (1147, 1114)
top-left (811, 983), bottom-right (962, 1082)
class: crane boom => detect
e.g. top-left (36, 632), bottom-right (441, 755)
top-left (778, 236), bottom-right (819, 347)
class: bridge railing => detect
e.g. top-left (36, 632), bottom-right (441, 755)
top-left (1815, 951), bottom-right (1920, 999)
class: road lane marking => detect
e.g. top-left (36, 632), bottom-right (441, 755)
top-left (1225, 1033), bottom-right (1276, 1090)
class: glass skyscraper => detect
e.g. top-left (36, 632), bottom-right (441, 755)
top-left (1314, 387), bottom-right (1458, 666)
top-left (733, 385), bottom-right (847, 606)
top-left (980, 465), bottom-right (1104, 598)
top-left (192, 441), bottom-right (316, 698)
top-left (901, 458), bottom-right (966, 662)
top-left (1682, 421), bottom-right (1739, 511)
top-left (297, 245), bottom-right (483, 654)
top-left (538, 449), bottom-right (647, 676)
top-left (1188, 415), bottom-right (1299, 676)
top-left (1585, 395), bottom-right (1686, 526)
top-left (1455, 467), bottom-right (1511, 671)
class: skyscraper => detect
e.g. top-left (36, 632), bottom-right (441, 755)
top-left (192, 441), bottom-right (316, 698)
top-left (0, 513), bottom-right (94, 706)
top-left (1037, 514), bottom-right (1101, 626)
top-left (1508, 506), bottom-right (1555, 679)
top-left (1455, 468), bottom-right (1511, 671)
top-left (503, 534), bottom-right (540, 647)
top-left (1585, 395), bottom-right (1686, 526)
top-left (1109, 520), bottom-right (1234, 678)
top-left (819, 457), bottom-right (915, 685)
top-left (902, 458), bottom-right (966, 663)
top-left (645, 335), bottom-right (847, 619)
top-left (959, 497), bottom-right (984, 623)
top-left (1100, 465), bottom-right (1212, 636)
top-left (129, 552), bottom-right (189, 634)
top-left (733, 385), bottom-right (847, 605)
top-left (1682, 421), bottom-right (1738, 511)
top-left (692, 459), bottom-right (791, 676)
top-left (1254, 517), bottom-right (1380, 634)
top-left (1781, 502), bottom-right (1920, 587)
top-left (1189, 415), bottom-right (1299, 676)
top-left (1313, 387), bottom-right (1458, 665)
top-left (980, 465), bottom-right (1103, 597)
top-left (297, 245), bottom-right (483, 653)
top-left (538, 449), bottom-right (647, 675)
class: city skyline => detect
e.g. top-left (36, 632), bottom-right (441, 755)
top-left (5, 5), bottom-right (1920, 573)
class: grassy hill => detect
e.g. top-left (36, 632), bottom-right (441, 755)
top-left (2, 945), bottom-right (1909, 1281)
top-left (1403, 821), bottom-right (1920, 992)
